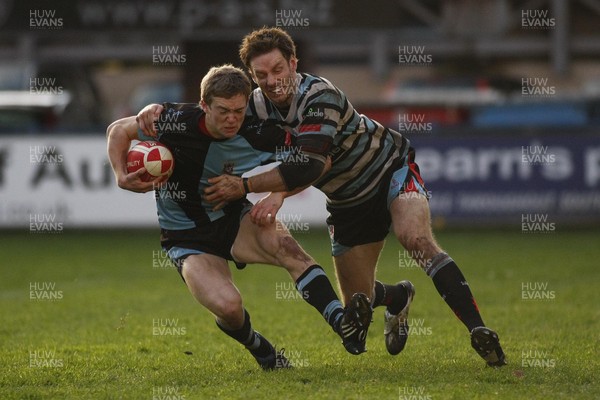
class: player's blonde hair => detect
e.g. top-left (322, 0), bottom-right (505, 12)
top-left (200, 64), bottom-right (251, 105)
top-left (239, 27), bottom-right (297, 70)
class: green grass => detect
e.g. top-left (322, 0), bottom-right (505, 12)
top-left (1, 228), bottom-right (599, 399)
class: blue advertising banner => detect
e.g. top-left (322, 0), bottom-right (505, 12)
top-left (1, 134), bottom-right (598, 229)
top-left (408, 134), bottom-right (600, 227)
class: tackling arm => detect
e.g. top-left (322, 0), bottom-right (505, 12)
top-left (204, 155), bottom-right (325, 208)
top-left (248, 156), bottom-right (331, 225)
top-left (136, 103), bottom-right (164, 137)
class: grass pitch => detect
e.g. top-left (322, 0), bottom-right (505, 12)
top-left (1, 228), bottom-right (599, 399)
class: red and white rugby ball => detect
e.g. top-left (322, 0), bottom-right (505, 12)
top-left (126, 141), bottom-right (174, 182)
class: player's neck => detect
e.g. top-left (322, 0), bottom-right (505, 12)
top-left (274, 103), bottom-right (290, 117)
top-left (199, 114), bottom-right (220, 139)
top-left (271, 93), bottom-right (294, 118)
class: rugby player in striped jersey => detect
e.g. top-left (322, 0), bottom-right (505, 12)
top-left (202, 28), bottom-right (505, 367)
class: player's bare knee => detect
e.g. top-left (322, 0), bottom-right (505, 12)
top-left (396, 231), bottom-right (416, 252)
top-left (229, 244), bottom-right (247, 264)
top-left (215, 296), bottom-right (243, 327)
top-left (400, 233), bottom-right (436, 259)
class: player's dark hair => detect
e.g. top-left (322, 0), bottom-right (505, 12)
top-left (239, 27), bottom-right (297, 70)
top-left (200, 64), bottom-right (251, 105)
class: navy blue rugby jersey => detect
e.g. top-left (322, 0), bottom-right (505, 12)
top-left (248, 73), bottom-right (410, 207)
top-left (138, 102), bottom-right (290, 229)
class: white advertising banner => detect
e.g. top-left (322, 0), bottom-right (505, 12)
top-left (0, 136), bottom-right (329, 229)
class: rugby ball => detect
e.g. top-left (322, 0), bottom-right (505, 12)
top-left (126, 141), bottom-right (174, 182)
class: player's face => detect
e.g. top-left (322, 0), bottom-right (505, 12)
top-left (249, 49), bottom-right (298, 108)
top-left (202, 94), bottom-right (247, 139)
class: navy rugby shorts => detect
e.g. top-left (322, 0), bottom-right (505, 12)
top-left (326, 148), bottom-right (428, 256)
top-left (160, 201), bottom-right (252, 274)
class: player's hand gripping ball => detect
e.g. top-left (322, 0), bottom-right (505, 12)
top-left (126, 141), bottom-right (174, 182)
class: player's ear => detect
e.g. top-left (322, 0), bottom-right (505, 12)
top-left (248, 70), bottom-right (258, 85)
top-left (199, 100), bottom-right (208, 113)
top-left (289, 57), bottom-right (298, 73)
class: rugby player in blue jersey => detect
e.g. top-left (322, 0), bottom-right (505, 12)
top-left (107, 65), bottom-right (372, 370)
top-left (201, 28), bottom-right (506, 367)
